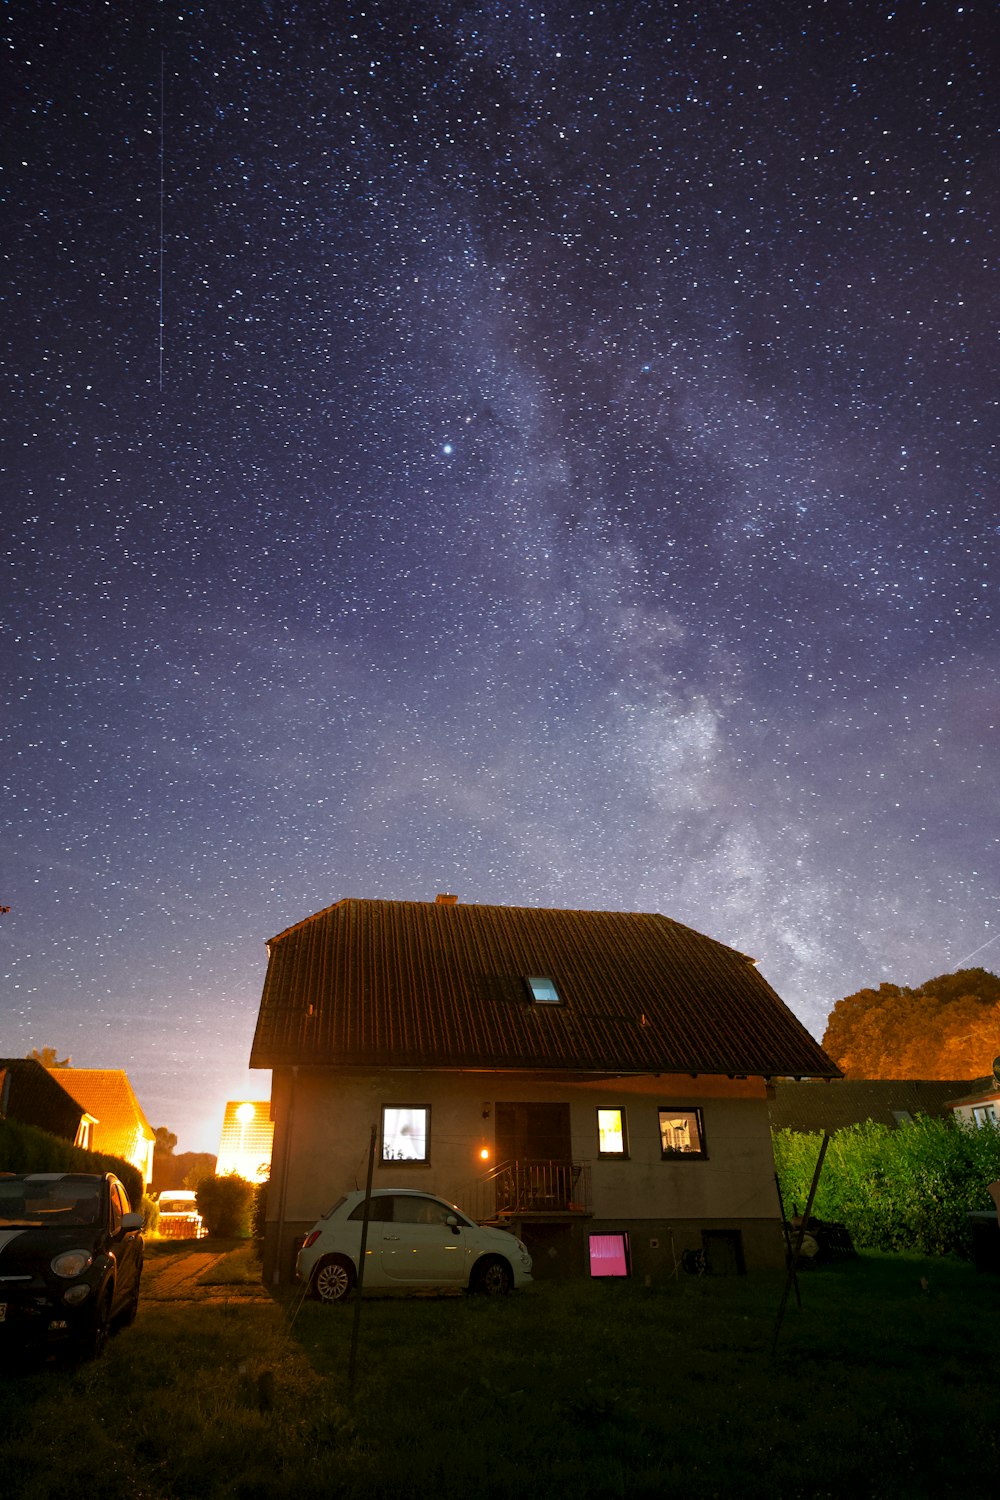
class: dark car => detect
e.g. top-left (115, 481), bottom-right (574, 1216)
top-left (0, 1171), bottom-right (144, 1358)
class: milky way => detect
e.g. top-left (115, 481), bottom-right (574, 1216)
top-left (3, 2), bottom-right (997, 1149)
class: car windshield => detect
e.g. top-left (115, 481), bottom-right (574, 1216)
top-left (0, 1178), bottom-right (102, 1227)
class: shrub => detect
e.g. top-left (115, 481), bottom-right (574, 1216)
top-left (0, 1117), bottom-right (143, 1206)
top-left (141, 1194), bottom-right (161, 1233)
top-left (195, 1173), bottom-right (255, 1237)
top-left (251, 1178), bottom-right (268, 1240)
top-left (773, 1114), bottom-right (1000, 1257)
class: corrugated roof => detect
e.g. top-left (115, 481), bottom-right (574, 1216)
top-left (250, 899), bottom-right (837, 1078)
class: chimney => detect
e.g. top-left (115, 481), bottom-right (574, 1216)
top-left (435, 893), bottom-right (458, 905)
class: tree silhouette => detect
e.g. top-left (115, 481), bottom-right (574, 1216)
top-left (27, 1046), bottom-right (71, 1068)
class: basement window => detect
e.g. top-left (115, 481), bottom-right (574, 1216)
top-left (380, 1106), bottom-right (430, 1164)
top-left (525, 976), bottom-right (561, 1005)
top-left (589, 1232), bottom-right (631, 1278)
top-left (658, 1108), bottom-right (707, 1159)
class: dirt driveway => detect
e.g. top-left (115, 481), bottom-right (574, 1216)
top-left (141, 1249), bottom-right (273, 1307)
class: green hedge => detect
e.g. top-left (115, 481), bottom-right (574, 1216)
top-left (773, 1115), bottom-right (1000, 1258)
top-left (195, 1173), bottom-right (256, 1237)
top-left (0, 1117), bottom-right (144, 1208)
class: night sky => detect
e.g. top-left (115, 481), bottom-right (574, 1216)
top-left (4, 2), bottom-right (997, 1152)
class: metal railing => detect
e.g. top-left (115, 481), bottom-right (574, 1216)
top-left (465, 1159), bottom-right (592, 1222)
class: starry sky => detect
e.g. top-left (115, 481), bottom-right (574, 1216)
top-left (3, 1), bottom-right (997, 1153)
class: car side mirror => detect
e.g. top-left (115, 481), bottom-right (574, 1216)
top-left (446, 1214), bottom-right (462, 1235)
top-left (122, 1212), bottom-right (143, 1232)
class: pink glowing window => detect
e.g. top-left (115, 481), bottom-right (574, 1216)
top-left (589, 1232), bottom-right (630, 1278)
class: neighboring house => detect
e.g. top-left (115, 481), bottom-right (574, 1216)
top-left (215, 1100), bottom-right (274, 1181)
top-left (947, 1077), bottom-right (1000, 1131)
top-left (50, 1069), bottom-right (156, 1189)
top-left (250, 896), bottom-right (838, 1286)
top-left (769, 1078), bottom-right (976, 1134)
top-left (0, 1058), bottom-right (89, 1143)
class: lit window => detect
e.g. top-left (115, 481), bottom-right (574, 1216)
top-left (597, 1107), bottom-right (628, 1157)
top-left (589, 1232), bottom-right (630, 1278)
top-left (381, 1106), bottom-right (430, 1163)
top-left (658, 1108), bottom-right (707, 1159)
top-left (526, 976), bottom-right (561, 1004)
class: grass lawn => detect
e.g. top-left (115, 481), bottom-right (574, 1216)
top-left (1, 1253), bottom-right (998, 1498)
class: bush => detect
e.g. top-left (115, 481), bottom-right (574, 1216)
top-left (251, 1178), bottom-right (268, 1240)
top-left (0, 1117), bottom-right (144, 1207)
top-left (141, 1194), bottom-right (161, 1233)
top-left (773, 1114), bottom-right (1000, 1257)
top-left (195, 1173), bottom-right (255, 1237)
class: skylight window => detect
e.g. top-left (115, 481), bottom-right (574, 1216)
top-left (526, 976), bottom-right (561, 1005)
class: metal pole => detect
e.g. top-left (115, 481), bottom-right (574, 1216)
top-left (773, 1171), bottom-right (801, 1309)
top-left (771, 1132), bottom-right (829, 1356)
top-left (348, 1124), bottom-right (377, 1389)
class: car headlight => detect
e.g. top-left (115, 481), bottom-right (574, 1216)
top-left (63, 1284), bottom-right (92, 1306)
top-left (51, 1250), bottom-right (95, 1279)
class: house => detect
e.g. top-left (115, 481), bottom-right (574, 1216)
top-left (49, 1069), bottom-right (156, 1190)
top-left (215, 1100), bottom-right (274, 1181)
top-left (250, 896), bottom-right (838, 1285)
top-left (947, 1074), bottom-right (1000, 1132)
top-left (0, 1058), bottom-right (89, 1143)
top-left (769, 1078), bottom-right (976, 1135)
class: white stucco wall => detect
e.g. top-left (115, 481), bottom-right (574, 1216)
top-left (269, 1067), bottom-right (779, 1228)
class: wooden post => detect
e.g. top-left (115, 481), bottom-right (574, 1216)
top-left (771, 1132), bottom-right (829, 1356)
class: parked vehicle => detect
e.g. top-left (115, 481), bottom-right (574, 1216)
top-left (155, 1189), bottom-right (206, 1240)
top-left (0, 1172), bottom-right (143, 1357)
top-left (297, 1188), bottom-right (533, 1302)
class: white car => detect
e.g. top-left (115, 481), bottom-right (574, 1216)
top-left (155, 1190), bottom-right (206, 1240)
top-left (297, 1188), bottom-right (533, 1302)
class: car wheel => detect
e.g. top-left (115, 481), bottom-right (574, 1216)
top-left (471, 1257), bottom-right (513, 1296)
top-left (79, 1288), bottom-right (113, 1360)
top-left (312, 1255), bottom-right (355, 1303)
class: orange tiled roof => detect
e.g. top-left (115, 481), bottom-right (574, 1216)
top-left (216, 1100), bottom-right (274, 1178)
top-left (49, 1069), bottom-right (155, 1165)
top-left (250, 899), bottom-right (837, 1079)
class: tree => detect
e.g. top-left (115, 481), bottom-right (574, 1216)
top-left (823, 968), bottom-right (1000, 1079)
top-left (154, 1126), bottom-right (178, 1154)
top-left (26, 1047), bottom-right (71, 1068)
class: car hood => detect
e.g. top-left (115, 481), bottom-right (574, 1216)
top-left (0, 1225), bottom-right (107, 1269)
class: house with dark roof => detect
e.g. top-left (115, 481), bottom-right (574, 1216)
top-left (0, 1058), bottom-right (88, 1142)
top-left (49, 1069), bottom-right (156, 1189)
top-left (768, 1078), bottom-right (976, 1135)
top-left (946, 1077), bottom-right (1000, 1132)
top-left (251, 896), bottom-right (838, 1285)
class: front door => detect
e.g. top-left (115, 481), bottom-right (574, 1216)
top-left (495, 1102), bottom-right (572, 1163)
top-left (494, 1103), bottom-right (573, 1211)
